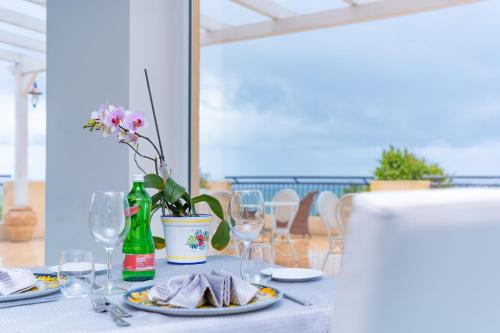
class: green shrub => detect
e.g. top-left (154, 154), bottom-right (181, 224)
top-left (342, 184), bottom-right (369, 195)
top-left (374, 146), bottom-right (445, 181)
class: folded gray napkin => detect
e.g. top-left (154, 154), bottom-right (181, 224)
top-left (0, 268), bottom-right (38, 296)
top-left (148, 269), bottom-right (259, 308)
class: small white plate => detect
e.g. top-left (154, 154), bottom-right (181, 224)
top-left (266, 268), bottom-right (324, 282)
top-left (47, 263), bottom-right (108, 275)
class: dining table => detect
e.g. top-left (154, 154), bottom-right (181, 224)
top-left (0, 255), bottom-right (335, 333)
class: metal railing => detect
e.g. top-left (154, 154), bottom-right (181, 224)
top-left (225, 176), bottom-right (373, 215)
top-left (424, 175), bottom-right (500, 188)
top-left (225, 175), bottom-right (500, 215)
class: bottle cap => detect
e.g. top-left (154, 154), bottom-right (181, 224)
top-left (133, 174), bottom-right (144, 182)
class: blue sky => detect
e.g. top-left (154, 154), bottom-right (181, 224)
top-left (0, 1), bottom-right (499, 181)
top-left (200, 0), bottom-right (500, 180)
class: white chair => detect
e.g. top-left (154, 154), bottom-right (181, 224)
top-left (335, 193), bottom-right (355, 239)
top-left (333, 188), bottom-right (500, 333)
top-left (269, 189), bottom-right (300, 262)
top-left (317, 191), bottom-right (342, 270)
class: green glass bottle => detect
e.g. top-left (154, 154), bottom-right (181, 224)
top-left (122, 175), bottom-right (155, 281)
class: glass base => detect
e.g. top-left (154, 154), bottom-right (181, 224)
top-left (93, 282), bottom-right (127, 295)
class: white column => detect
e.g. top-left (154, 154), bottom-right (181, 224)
top-left (129, 0), bottom-right (192, 243)
top-left (13, 63), bottom-right (29, 207)
top-left (128, 0), bottom-right (191, 187)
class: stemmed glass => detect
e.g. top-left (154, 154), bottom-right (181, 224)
top-left (89, 191), bottom-right (130, 294)
top-left (228, 190), bottom-right (265, 281)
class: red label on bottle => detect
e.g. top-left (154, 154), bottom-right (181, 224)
top-left (123, 254), bottom-right (155, 271)
top-left (125, 206), bottom-right (140, 217)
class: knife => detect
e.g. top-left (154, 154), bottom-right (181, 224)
top-left (283, 292), bottom-right (312, 306)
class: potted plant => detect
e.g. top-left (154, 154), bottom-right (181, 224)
top-left (371, 146), bottom-right (445, 191)
top-left (83, 70), bottom-right (230, 264)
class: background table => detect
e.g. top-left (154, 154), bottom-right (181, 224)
top-left (0, 255), bottom-right (335, 333)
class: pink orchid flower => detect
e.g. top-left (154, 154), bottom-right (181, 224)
top-left (103, 106), bottom-right (126, 133)
top-left (124, 111), bottom-right (147, 134)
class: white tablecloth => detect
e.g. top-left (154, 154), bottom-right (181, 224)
top-left (0, 256), bottom-right (335, 333)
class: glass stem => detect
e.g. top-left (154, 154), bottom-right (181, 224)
top-left (106, 248), bottom-right (113, 290)
top-left (242, 241), bottom-right (250, 259)
top-left (240, 241), bottom-right (251, 280)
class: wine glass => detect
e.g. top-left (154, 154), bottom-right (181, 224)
top-left (89, 191), bottom-right (130, 294)
top-left (240, 242), bottom-right (274, 284)
top-left (228, 190), bottom-right (265, 280)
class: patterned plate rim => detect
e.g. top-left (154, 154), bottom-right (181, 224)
top-left (0, 273), bottom-right (60, 302)
top-left (123, 284), bottom-right (283, 316)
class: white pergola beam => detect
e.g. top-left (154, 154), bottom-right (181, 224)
top-left (200, 15), bottom-right (231, 31)
top-left (21, 58), bottom-right (46, 74)
top-left (0, 7), bottom-right (46, 33)
top-left (202, 0), bottom-right (483, 46)
top-left (231, 0), bottom-right (295, 19)
top-left (0, 30), bottom-right (45, 53)
top-left (24, 0), bottom-right (46, 7)
top-left (0, 49), bottom-right (45, 72)
top-left (341, 0), bottom-right (358, 6)
top-left (0, 48), bottom-right (24, 63)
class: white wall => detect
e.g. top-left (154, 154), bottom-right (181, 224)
top-left (47, 0), bottom-right (191, 264)
top-left (46, 0), bottom-right (130, 264)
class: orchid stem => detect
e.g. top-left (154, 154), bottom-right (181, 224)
top-left (136, 132), bottom-right (162, 161)
top-left (133, 151), bottom-right (147, 175)
top-left (118, 125), bottom-right (162, 163)
top-left (144, 69), bottom-right (165, 162)
top-left (121, 142), bottom-right (155, 161)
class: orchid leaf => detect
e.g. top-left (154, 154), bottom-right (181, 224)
top-left (153, 236), bottom-right (166, 250)
top-left (150, 203), bottom-right (162, 219)
top-left (182, 192), bottom-right (195, 214)
top-left (191, 194), bottom-right (230, 250)
top-left (192, 194), bottom-right (224, 220)
top-left (163, 177), bottom-right (186, 204)
top-left (211, 220), bottom-right (230, 250)
top-left (144, 174), bottom-right (165, 190)
top-left (151, 192), bottom-right (163, 206)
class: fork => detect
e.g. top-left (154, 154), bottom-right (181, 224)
top-left (102, 295), bottom-right (133, 317)
top-left (90, 294), bottom-right (130, 327)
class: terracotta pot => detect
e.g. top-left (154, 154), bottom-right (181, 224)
top-left (4, 206), bottom-right (37, 242)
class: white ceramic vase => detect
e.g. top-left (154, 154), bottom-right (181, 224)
top-left (161, 215), bottom-right (211, 264)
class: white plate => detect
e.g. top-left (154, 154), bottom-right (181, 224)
top-left (268, 268), bottom-right (323, 282)
top-left (0, 274), bottom-right (60, 302)
top-left (124, 284), bottom-right (283, 316)
top-left (47, 263), bottom-right (108, 275)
